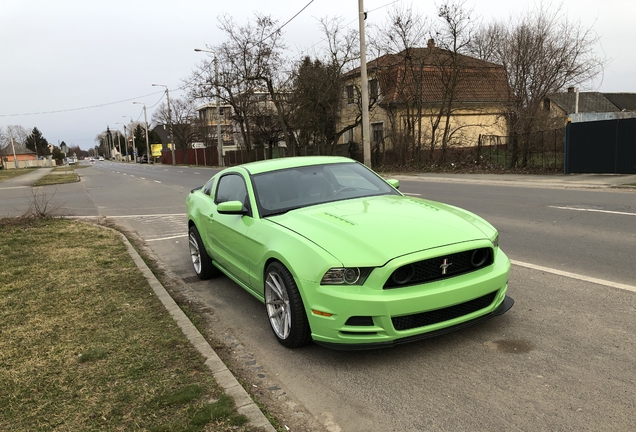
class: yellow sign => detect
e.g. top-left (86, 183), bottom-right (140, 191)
top-left (151, 144), bottom-right (163, 157)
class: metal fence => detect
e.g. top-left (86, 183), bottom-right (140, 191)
top-left (474, 129), bottom-right (564, 171)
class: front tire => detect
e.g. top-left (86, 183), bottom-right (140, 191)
top-left (189, 225), bottom-right (218, 280)
top-left (264, 262), bottom-right (311, 348)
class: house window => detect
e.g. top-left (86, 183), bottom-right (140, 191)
top-left (343, 128), bottom-right (354, 144)
top-left (369, 78), bottom-right (379, 100)
top-left (345, 84), bottom-right (355, 105)
top-left (371, 122), bottom-right (384, 145)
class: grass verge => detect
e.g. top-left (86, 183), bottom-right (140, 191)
top-left (33, 173), bottom-right (79, 185)
top-left (0, 217), bottom-right (250, 431)
top-left (0, 168), bottom-right (36, 180)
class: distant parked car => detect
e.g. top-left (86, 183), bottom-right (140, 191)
top-left (137, 155), bottom-right (148, 163)
top-left (98, 156), bottom-right (104, 161)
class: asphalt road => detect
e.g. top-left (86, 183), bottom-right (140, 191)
top-left (2, 161), bottom-right (634, 431)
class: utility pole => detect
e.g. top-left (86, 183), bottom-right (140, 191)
top-left (126, 117), bottom-right (137, 161)
top-left (133, 102), bottom-right (151, 163)
top-left (116, 122), bottom-right (129, 161)
top-left (358, 0), bottom-right (371, 168)
top-left (10, 136), bottom-right (18, 169)
top-left (152, 84), bottom-right (175, 165)
top-left (122, 125), bottom-right (128, 160)
top-left (214, 57), bottom-right (224, 167)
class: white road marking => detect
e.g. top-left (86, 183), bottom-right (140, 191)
top-left (146, 234), bottom-right (188, 242)
top-left (512, 260), bottom-right (636, 293)
top-left (154, 180), bottom-right (161, 183)
top-left (107, 213), bottom-right (185, 218)
top-left (549, 205), bottom-right (636, 217)
top-left (194, 172), bottom-right (201, 175)
top-left (403, 192), bottom-right (422, 196)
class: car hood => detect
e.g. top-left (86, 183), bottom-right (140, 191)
top-left (268, 195), bottom-right (495, 266)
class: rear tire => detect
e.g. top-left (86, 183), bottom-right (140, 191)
top-left (264, 262), bottom-right (311, 348)
top-left (189, 225), bottom-right (218, 279)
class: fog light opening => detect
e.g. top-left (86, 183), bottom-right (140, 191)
top-left (471, 249), bottom-right (489, 267)
top-left (391, 264), bottom-right (414, 285)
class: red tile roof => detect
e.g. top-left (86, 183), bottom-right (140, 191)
top-left (349, 47), bottom-right (511, 104)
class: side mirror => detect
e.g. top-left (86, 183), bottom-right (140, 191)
top-left (217, 200), bottom-right (248, 215)
top-left (386, 179), bottom-right (400, 190)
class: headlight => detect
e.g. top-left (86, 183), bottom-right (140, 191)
top-left (492, 234), bottom-right (499, 248)
top-left (321, 267), bottom-right (373, 285)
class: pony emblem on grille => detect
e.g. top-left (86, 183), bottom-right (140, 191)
top-left (440, 258), bottom-right (453, 275)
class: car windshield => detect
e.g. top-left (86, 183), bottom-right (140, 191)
top-left (252, 162), bottom-right (400, 217)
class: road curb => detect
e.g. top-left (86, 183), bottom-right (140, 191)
top-left (113, 227), bottom-right (276, 431)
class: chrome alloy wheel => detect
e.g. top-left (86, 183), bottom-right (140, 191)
top-left (265, 271), bottom-right (291, 340)
top-left (189, 231), bottom-right (202, 274)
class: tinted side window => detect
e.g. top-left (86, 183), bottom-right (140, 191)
top-left (203, 176), bottom-right (216, 195)
top-left (215, 174), bottom-right (248, 205)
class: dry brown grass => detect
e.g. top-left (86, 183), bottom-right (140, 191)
top-left (0, 168), bottom-right (36, 180)
top-left (0, 218), bottom-right (251, 431)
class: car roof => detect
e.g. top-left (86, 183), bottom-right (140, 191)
top-left (240, 156), bottom-right (354, 175)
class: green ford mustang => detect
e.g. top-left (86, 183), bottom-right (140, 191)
top-left (186, 156), bottom-right (513, 349)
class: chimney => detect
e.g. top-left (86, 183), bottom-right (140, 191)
top-left (427, 38), bottom-right (435, 48)
top-left (567, 86), bottom-right (575, 93)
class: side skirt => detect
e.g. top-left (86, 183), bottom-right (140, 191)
top-left (212, 260), bottom-right (265, 303)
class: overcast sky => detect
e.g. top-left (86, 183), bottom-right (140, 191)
top-left (1, 0), bottom-right (633, 151)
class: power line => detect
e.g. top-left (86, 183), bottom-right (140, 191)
top-left (264, 0), bottom-right (315, 41)
top-left (0, 90), bottom-right (165, 117)
top-left (290, 0), bottom-right (403, 59)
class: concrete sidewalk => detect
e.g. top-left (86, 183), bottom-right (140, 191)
top-left (0, 167), bottom-right (54, 188)
top-left (390, 172), bottom-right (636, 190)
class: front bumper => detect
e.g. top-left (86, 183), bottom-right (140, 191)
top-left (301, 245), bottom-right (513, 349)
top-left (314, 295), bottom-right (514, 350)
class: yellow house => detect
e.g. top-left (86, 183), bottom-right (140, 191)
top-left (339, 40), bottom-right (511, 162)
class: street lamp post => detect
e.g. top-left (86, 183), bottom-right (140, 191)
top-left (133, 102), bottom-right (151, 164)
top-left (194, 48), bottom-right (224, 167)
top-left (152, 84), bottom-right (175, 165)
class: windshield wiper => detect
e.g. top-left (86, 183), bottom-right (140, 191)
top-left (264, 206), bottom-right (306, 217)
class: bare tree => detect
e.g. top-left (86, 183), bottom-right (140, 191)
top-left (366, 1), bottom-right (513, 166)
top-left (186, 13), bottom-right (291, 160)
top-left (152, 98), bottom-right (199, 164)
top-left (293, 16), bottom-right (370, 156)
top-left (370, 5), bottom-right (431, 163)
top-left (0, 125), bottom-right (30, 168)
top-left (0, 125), bottom-right (29, 147)
top-left (470, 3), bottom-right (605, 167)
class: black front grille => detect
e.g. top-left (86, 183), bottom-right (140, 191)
top-left (391, 291), bottom-right (498, 331)
top-left (384, 247), bottom-right (494, 289)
